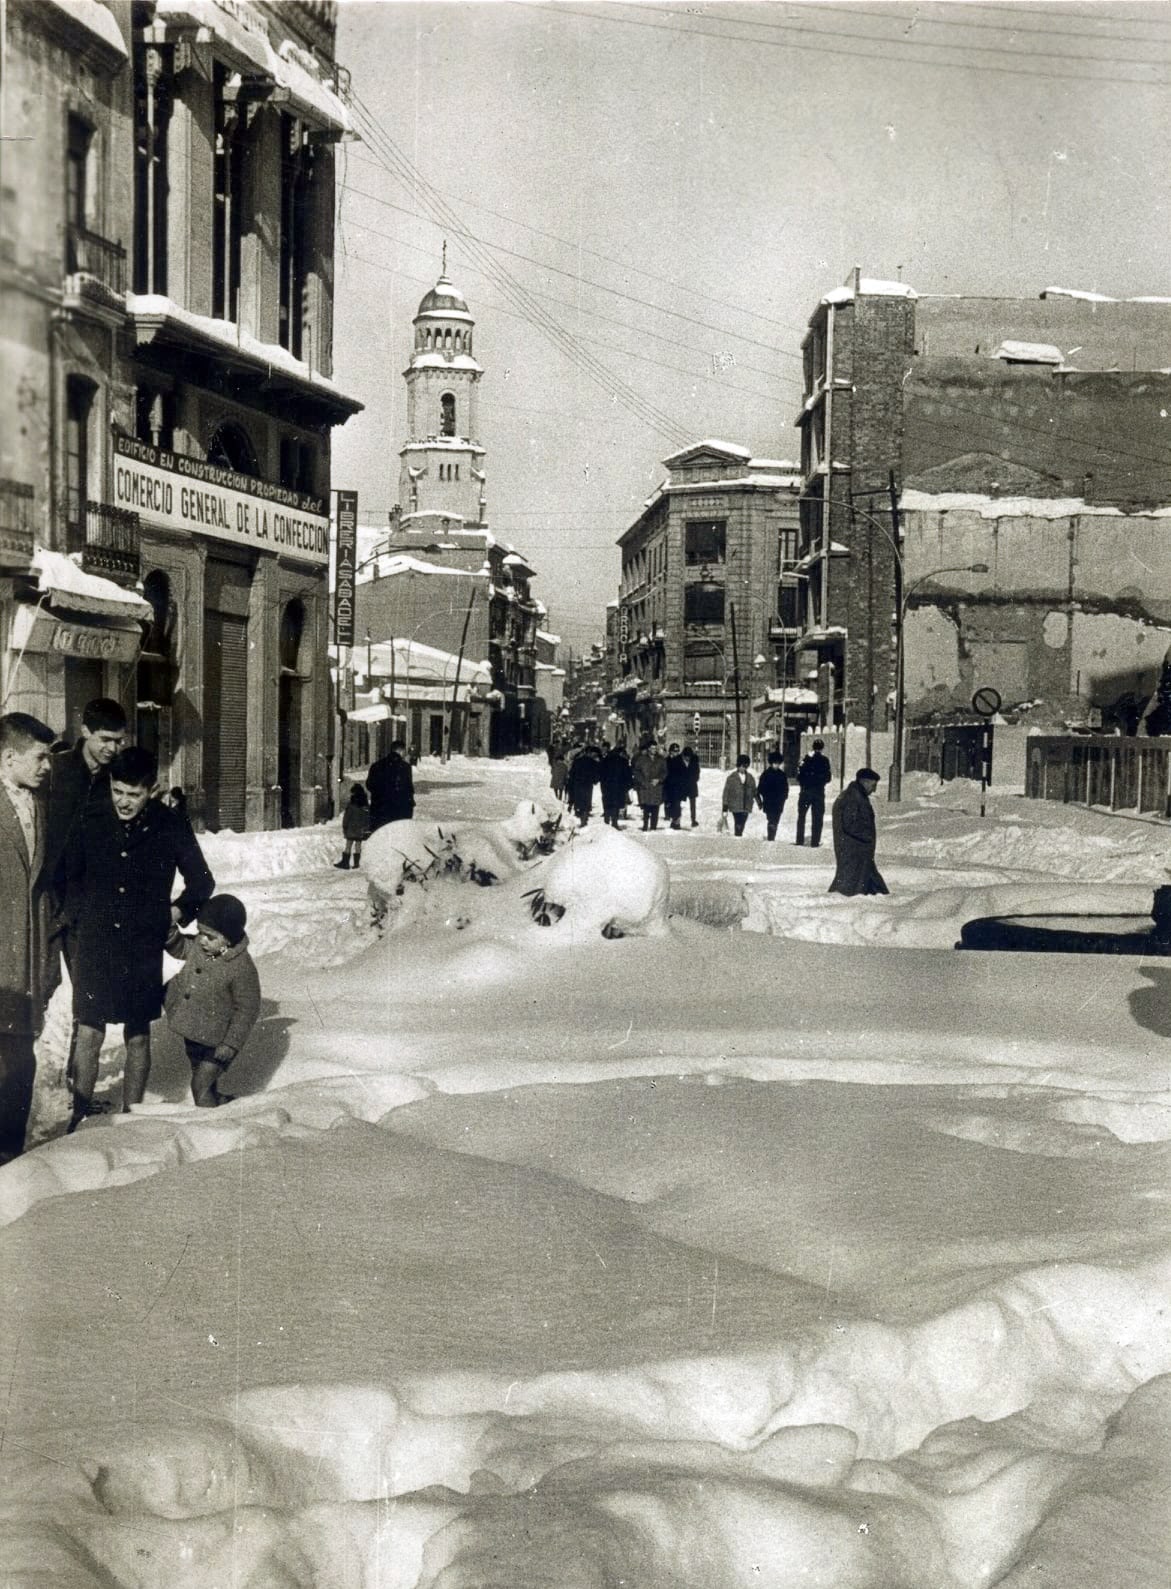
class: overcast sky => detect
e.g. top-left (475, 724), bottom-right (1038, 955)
top-left (331, 0), bottom-right (1171, 652)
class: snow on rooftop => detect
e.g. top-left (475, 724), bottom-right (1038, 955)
top-left (993, 340), bottom-right (1065, 365)
top-left (537, 628), bottom-right (561, 645)
top-left (1041, 287), bottom-right (1117, 303)
top-left (901, 488), bottom-right (1171, 519)
top-left (43, 0), bottom-right (127, 56)
top-left (361, 554), bottom-right (486, 580)
top-left (820, 277), bottom-right (918, 306)
top-left (405, 354), bottom-right (484, 374)
top-left (127, 295), bottom-right (361, 405)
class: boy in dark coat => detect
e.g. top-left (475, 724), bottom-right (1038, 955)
top-left (62, 746), bottom-right (214, 1130)
top-left (828, 768), bottom-right (889, 896)
top-left (756, 749), bottom-right (790, 841)
top-left (42, 697), bottom-right (127, 925)
top-left (165, 894), bottom-right (260, 1106)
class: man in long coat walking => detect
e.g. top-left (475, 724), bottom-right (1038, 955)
top-left (828, 768), bottom-right (889, 896)
top-left (0, 713), bottom-right (56, 1161)
top-left (366, 740), bottom-right (415, 832)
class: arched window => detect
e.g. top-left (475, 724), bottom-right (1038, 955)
top-left (444, 329), bottom-right (452, 351)
top-left (207, 420), bottom-right (258, 476)
top-left (440, 392), bottom-right (456, 437)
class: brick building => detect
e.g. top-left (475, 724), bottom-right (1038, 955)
top-left (795, 272), bottom-right (1171, 748)
top-left (612, 441), bottom-right (802, 766)
top-left (2, 0), bottom-right (360, 830)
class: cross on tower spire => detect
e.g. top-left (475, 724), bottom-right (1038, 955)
top-left (442, 239), bottom-right (447, 275)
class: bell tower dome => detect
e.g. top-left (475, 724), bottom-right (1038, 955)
top-left (398, 251), bottom-right (486, 527)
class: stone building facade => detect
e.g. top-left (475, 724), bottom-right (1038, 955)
top-left (613, 441), bottom-right (801, 766)
top-left (1, 0), bottom-right (360, 830)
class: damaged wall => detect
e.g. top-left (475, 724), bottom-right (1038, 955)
top-left (900, 503), bottom-right (1171, 725)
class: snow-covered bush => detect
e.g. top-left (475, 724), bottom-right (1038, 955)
top-left (527, 824), bottom-right (670, 939)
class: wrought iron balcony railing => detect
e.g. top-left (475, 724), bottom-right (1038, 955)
top-left (67, 501), bottom-right (140, 581)
top-left (65, 224), bottom-right (126, 298)
top-left (0, 478), bottom-right (35, 568)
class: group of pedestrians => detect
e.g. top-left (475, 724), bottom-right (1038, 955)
top-left (1, 699), bottom-right (261, 1164)
top-left (549, 736), bottom-right (700, 831)
top-left (548, 730), bottom-right (886, 898)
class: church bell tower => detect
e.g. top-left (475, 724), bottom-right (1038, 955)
top-left (398, 253), bottom-right (486, 527)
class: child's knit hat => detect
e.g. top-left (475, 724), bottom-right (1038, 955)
top-left (197, 894), bottom-right (247, 946)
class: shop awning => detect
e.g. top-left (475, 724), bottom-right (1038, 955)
top-left (345, 703), bottom-right (408, 726)
top-left (32, 549), bottom-right (152, 620)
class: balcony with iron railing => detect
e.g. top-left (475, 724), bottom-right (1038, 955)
top-left (67, 501), bottom-right (141, 582)
top-left (64, 223), bottom-right (127, 306)
top-left (0, 478), bottom-right (35, 569)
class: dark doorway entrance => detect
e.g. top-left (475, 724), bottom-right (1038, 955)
top-left (203, 557), bottom-right (251, 830)
top-left (278, 600), bottom-right (305, 828)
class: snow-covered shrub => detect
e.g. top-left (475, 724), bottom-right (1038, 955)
top-left (531, 824), bottom-right (670, 938)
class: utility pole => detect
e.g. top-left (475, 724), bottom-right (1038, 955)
top-left (729, 601), bottom-right (742, 761)
top-left (442, 585), bottom-right (476, 762)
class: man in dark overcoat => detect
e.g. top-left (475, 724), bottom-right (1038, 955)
top-left (828, 768), bottom-right (889, 897)
top-left (680, 742), bottom-right (701, 827)
top-left (598, 743), bottom-right (633, 827)
top-left (366, 740), bottom-right (415, 832)
top-left (62, 745), bottom-right (213, 1129)
top-left (0, 713), bottom-right (56, 1161)
top-left (796, 737), bottom-right (833, 847)
top-left (566, 741), bottom-right (602, 826)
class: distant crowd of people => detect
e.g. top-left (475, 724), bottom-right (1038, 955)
top-left (547, 732), bottom-right (888, 897)
top-left (1, 699), bottom-right (261, 1166)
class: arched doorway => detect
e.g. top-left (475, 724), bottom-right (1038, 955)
top-left (278, 599), bottom-right (305, 828)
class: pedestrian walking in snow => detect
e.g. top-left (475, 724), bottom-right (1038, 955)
top-left (42, 697), bottom-right (127, 930)
top-left (336, 784), bottom-right (370, 869)
top-left (567, 741), bottom-right (602, 826)
top-left (631, 739), bottom-right (665, 830)
top-left (681, 742), bottom-right (701, 826)
top-left (756, 750), bottom-right (789, 841)
top-left (0, 712), bottom-right (55, 1163)
top-left (828, 768), bottom-right (889, 897)
top-left (165, 894), bottom-right (260, 1107)
top-left (796, 737), bottom-right (833, 847)
top-left (599, 743), bottom-right (633, 827)
top-left (366, 739), bottom-right (415, 831)
top-left (549, 744), bottom-right (568, 802)
top-left (663, 743), bottom-right (690, 830)
top-left (61, 746), bottom-right (214, 1131)
top-left (721, 754), bottom-right (758, 836)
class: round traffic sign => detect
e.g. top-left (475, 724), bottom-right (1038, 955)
top-left (972, 687), bottom-right (1002, 717)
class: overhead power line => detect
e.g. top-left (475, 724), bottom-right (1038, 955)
top-left (339, 190), bottom-right (805, 385)
top-left (506, 0), bottom-right (1171, 87)
top-left (346, 94), bottom-right (695, 448)
top-left (347, 145), bottom-right (805, 336)
top-left (344, 247), bottom-right (797, 406)
top-left (608, 0), bottom-right (1171, 68)
top-left (826, 2), bottom-right (1171, 50)
top-left (341, 176), bottom-right (806, 357)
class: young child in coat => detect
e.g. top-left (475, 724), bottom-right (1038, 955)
top-left (335, 784), bottom-right (371, 869)
top-left (165, 894), bottom-right (260, 1107)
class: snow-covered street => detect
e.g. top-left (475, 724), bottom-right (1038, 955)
top-left (2, 755), bottom-right (1169, 1587)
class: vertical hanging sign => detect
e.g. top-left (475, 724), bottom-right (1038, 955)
top-left (334, 490), bottom-right (358, 647)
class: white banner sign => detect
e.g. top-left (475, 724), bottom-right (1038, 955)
top-left (113, 438), bottom-right (330, 567)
